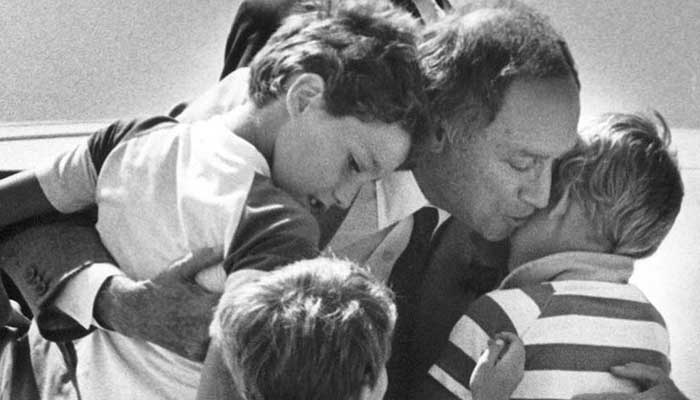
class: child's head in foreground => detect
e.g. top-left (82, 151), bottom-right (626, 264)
top-left (509, 111), bottom-right (684, 268)
top-left (211, 257), bottom-right (396, 400)
top-left (247, 0), bottom-right (429, 211)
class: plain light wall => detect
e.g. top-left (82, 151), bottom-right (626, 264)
top-left (528, 0), bottom-right (700, 129)
top-left (0, 0), bottom-right (239, 122)
top-left (0, 0), bottom-right (698, 396)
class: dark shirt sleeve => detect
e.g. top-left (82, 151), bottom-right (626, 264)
top-left (87, 116), bottom-right (176, 175)
top-left (223, 173), bottom-right (320, 274)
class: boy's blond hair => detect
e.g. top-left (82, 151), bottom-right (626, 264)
top-left (553, 111), bottom-right (684, 257)
top-left (211, 257), bottom-right (396, 400)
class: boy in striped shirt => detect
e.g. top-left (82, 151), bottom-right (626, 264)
top-left (422, 112), bottom-right (684, 400)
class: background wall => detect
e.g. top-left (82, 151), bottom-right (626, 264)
top-left (0, 0), bottom-right (236, 122)
top-left (0, 0), bottom-right (698, 396)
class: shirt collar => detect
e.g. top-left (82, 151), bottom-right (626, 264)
top-left (376, 171), bottom-right (431, 230)
top-left (499, 251), bottom-right (635, 289)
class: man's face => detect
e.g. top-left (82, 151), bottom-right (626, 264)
top-left (507, 206), bottom-right (555, 270)
top-left (426, 78), bottom-right (580, 241)
top-left (273, 107), bottom-right (411, 212)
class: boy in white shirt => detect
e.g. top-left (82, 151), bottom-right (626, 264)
top-left (0, 1), bottom-right (428, 398)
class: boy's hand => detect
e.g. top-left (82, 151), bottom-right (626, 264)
top-left (95, 248), bottom-right (223, 361)
top-left (571, 363), bottom-right (689, 400)
top-left (470, 331), bottom-right (525, 400)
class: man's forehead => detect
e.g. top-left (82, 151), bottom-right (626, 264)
top-left (504, 127), bottom-right (578, 158)
top-left (490, 78), bottom-right (581, 158)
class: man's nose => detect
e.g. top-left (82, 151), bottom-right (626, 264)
top-left (519, 166), bottom-right (551, 209)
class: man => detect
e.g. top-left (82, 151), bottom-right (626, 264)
top-left (422, 111), bottom-right (683, 399)
top-left (0, 1), bottom-right (687, 399)
top-left (199, 1), bottom-right (691, 398)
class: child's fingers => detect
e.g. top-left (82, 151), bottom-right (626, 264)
top-left (609, 362), bottom-right (670, 388)
top-left (481, 338), bottom-right (506, 366)
top-left (493, 332), bottom-right (525, 360)
top-left (492, 332), bottom-right (526, 379)
top-left (493, 331), bottom-right (521, 346)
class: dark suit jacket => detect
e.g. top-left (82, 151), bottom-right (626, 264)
top-left (0, 210), bottom-right (112, 341)
top-left (219, 0), bottom-right (448, 78)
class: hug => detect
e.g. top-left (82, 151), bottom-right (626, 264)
top-left (0, 1), bottom-right (691, 399)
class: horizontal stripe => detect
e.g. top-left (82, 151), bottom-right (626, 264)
top-left (512, 370), bottom-right (639, 399)
top-left (524, 315), bottom-right (669, 354)
top-left (520, 283), bottom-right (555, 309)
top-left (540, 294), bottom-right (666, 325)
top-left (428, 365), bottom-right (472, 400)
top-left (449, 315), bottom-right (489, 362)
top-left (484, 289), bottom-right (541, 334)
top-left (525, 343), bottom-right (671, 372)
top-left (550, 280), bottom-right (647, 302)
top-left (436, 340), bottom-right (477, 390)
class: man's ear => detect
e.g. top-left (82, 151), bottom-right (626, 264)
top-left (285, 73), bottom-right (325, 118)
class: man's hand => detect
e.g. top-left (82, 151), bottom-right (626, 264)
top-left (571, 362), bottom-right (689, 400)
top-left (470, 331), bottom-right (526, 400)
top-left (94, 249), bottom-right (223, 361)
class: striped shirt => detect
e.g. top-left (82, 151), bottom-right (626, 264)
top-left (428, 252), bottom-right (670, 400)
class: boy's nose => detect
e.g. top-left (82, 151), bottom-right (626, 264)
top-left (332, 179), bottom-right (364, 209)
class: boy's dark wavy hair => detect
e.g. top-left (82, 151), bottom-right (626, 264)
top-left (249, 0), bottom-right (430, 145)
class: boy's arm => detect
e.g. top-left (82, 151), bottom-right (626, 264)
top-left (0, 116), bottom-right (172, 230)
top-left (94, 175), bottom-right (319, 361)
top-left (223, 174), bottom-right (320, 275)
top-left (0, 170), bottom-right (57, 229)
top-left (418, 292), bottom-right (522, 400)
top-left (2, 117), bottom-right (177, 337)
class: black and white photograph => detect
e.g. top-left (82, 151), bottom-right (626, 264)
top-left (0, 0), bottom-right (698, 399)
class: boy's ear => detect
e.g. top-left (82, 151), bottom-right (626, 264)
top-left (285, 73), bottom-right (325, 118)
top-left (548, 186), bottom-right (571, 220)
top-left (357, 383), bottom-right (377, 400)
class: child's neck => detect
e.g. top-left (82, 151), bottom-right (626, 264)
top-left (222, 99), bottom-right (286, 163)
